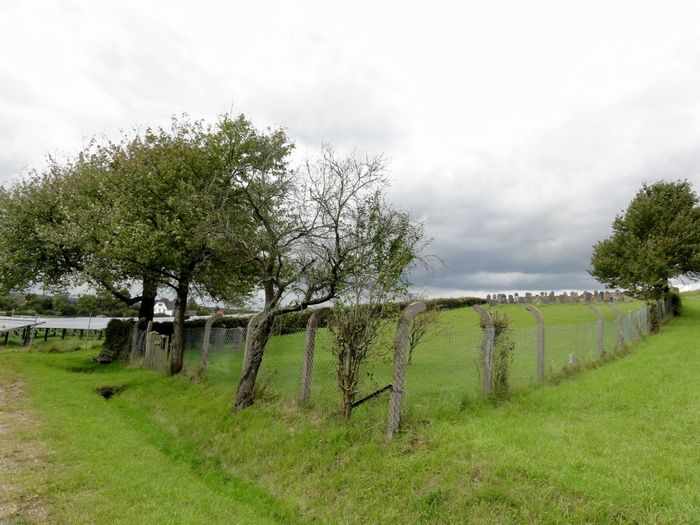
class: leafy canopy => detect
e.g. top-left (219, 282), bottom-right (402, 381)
top-left (590, 180), bottom-right (700, 298)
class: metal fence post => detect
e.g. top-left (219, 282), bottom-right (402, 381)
top-left (299, 307), bottom-right (332, 406)
top-left (200, 312), bottom-right (223, 374)
top-left (387, 301), bottom-right (426, 439)
top-left (588, 305), bottom-right (605, 356)
top-left (473, 305), bottom-right (495, 396)
top-left (525, 305), bottom-right (545, 381)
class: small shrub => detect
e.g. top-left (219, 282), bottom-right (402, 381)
top-left (479, 311), bottom-right (515, 396)
top-left (102, 319), bottom-right (134, 360)
top-left (647, 300), bottom-right (660, 334)
top-left (328, 304), bottom-right (387, 419)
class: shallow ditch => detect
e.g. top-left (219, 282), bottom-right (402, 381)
top-left (95, 385), bottom-right (129, 399)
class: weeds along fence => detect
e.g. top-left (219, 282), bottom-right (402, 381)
top-left (131, 297), bottom-right (673, 433)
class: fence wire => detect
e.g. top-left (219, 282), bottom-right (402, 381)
top-left (138, 299), bottom-right (673, 419)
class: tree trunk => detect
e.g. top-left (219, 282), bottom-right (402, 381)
top-left (138, 274), bottom-right (158, 321)
top-left (168, 285), bottom-right (189, 375)
top-left (234, 312), bottom-right (275, 410)
top-left (341, 346), bottom-right (355, 419)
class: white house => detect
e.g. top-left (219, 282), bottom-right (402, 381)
top-left (153, 298), bottom-right (175, 316)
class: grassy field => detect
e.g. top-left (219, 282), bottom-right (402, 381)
top-left (1, 296), bottom-right (696, 523)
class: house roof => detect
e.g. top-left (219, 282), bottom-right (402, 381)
top-left (155, 298), bottom-right (176, 310)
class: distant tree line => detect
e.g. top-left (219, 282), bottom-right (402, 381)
top-left (0, 292), bottom-right (213, 317)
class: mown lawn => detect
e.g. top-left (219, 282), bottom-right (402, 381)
top-left (1, 296), bottom-right (697, 523)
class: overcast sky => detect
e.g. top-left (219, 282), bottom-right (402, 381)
top-left (3, 0), bottom-right (700, 297)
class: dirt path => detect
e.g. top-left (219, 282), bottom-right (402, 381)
top-left (0, 376), bottom-right (49, 524)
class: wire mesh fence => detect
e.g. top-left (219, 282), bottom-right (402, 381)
top-left (133, 298), bottom-right (674, 422)
top-left (181, 327), bottom-right (246, 380)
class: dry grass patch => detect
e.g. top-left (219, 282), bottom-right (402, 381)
top-left (0, 377), bottom-right (50, 524)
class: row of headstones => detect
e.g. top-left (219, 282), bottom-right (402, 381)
top-left (183, 325), bottom-right (245, 353)
top-left (486, 290), bottom-right (630, 305)
top-left (130, 316), bottom-right (245, 374)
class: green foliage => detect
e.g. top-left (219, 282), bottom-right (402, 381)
top-left (389, 296), bottom-right (485, 316)
top-left (0, 112), bottom-right (289, 360)
top-left (647, 300), bottom-right (660, 334)
top-left (103, 319), bottom-right (134, 360)
top-left (669, 289), bottom-right (682, 316)
top-left (0, 166), bottom-right (82, 293)
top-left (491, 311), bottom-right (515, 396)
top-left (24, 294), bottom-right (53, 313)
top-left (591, 180), bottom-right (700, 299)
top-left (52, 294), bottom-right (77, 316)
top-left (0, 293), bottom-right (22, 311)
top-left (479, 311), bottom-right (515, 396)
top-left (328, 303), bottom-right (388, 419)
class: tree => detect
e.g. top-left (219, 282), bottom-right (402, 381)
top-left (64, 114), bottom-right (288, 374)
top-left (74, 294), bottom-right (98, 316)
top-left (328, 190), bottom-right (426, 419)
top-left (230, 147), bottom-right (428, 410)
top-left (0, 158), bottom-right (158, 320)
top-left (590, 180), bottom-right (700, 299)
top-left (24, 294), bottom-right (53, 314)
top-left (52, 294), bottom-right (77, 316)
top-left (0, 113), bottom-right (289, 374)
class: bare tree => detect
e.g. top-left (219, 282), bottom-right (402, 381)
top-left (230, 146), bottom-right (427, 410)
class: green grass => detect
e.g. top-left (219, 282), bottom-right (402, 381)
top-left (2, 297), bottom-right (697, 523)
top-left (183, 301), bottom-right (648, 416)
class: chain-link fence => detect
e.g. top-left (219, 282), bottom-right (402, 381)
top-left (180, 327), bottom-right (246, 380)
top-left (132, 298), bottom-right (674, 421)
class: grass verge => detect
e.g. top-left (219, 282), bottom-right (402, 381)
top-left (0, 297), bottom-right (698, 523)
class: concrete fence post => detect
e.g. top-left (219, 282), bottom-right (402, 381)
top-left (473, 305), bottom-right (495, 396)
top-left (525, 305), bottom-right (545, 381)
top-left (243, 311), bottom-right (267, 374)
top-left (607, 304), bottom-right (624, 349)
top-left (636, 307), bottom-right (642, 336)
top-left (387, 301), bottom-right (426, 439)
top-left (588, 305), bottom-right (605, 356)
top-left (200, 312), bottom-right (223, 374)
top-left (299, 307), bottom-right (332, 407)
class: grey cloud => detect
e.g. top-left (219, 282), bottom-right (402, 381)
top-left (399, 57), bottom-right (700, 295)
